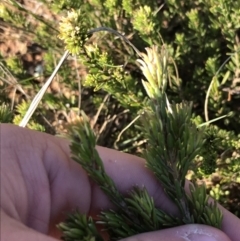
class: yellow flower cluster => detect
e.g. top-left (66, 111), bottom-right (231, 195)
top-left (58, 9), bottom-right (89, 54)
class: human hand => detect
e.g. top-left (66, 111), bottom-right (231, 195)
top-left (1, 124), bottom-right (239, 241)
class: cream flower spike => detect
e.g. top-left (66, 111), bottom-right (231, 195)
top-left (137, 45), bottom-right (168, 99)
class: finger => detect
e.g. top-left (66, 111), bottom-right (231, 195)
top-left (1, 210), bottom-right (58, 241)
top-left (91, 146), bottom-right (178, 215)
top-left (220, 207), bottom-right (240, 241)
top-left (120, 224), bottom-right (232, 241)
top-left (1, 124), bottom-right (92, 237)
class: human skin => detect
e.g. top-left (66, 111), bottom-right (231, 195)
top-left (0, 124), bottom-right (239, 241)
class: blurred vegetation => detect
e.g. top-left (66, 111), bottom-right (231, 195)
top-left (0, 0), bottom-right (239, 218)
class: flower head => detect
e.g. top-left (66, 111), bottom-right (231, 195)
top-left (137, 45), bottom-right (168, 98)
top-left (58, 9), bottom-right (90, 54)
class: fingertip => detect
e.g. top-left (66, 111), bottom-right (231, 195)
top-left (120, 224), bottom-right (231, 241)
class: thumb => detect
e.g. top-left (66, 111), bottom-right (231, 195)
top-left (1, 210), bottom-right (58, 241)
top-left (120, 224), bottom-right (232, 241)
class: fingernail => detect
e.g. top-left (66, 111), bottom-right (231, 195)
top-left (179, 228), bottom-right (218, 241)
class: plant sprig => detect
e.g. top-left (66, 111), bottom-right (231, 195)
top-left (59, 90), bottom-right (222, 240)
top-left (57, 12), bottom-right (223, 240)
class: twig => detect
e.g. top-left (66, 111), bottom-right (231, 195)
top-left (204, 48), bottom-right (240, 122)
top-left (0, 63), bottom-right (27, 97)
top-left (96, 114), bottom-right (117, 140)
top-left (19, 50), bottom-right (69, 127)
top-left (87, 27), bottom-right (142, 57)
top-left (97, 109), bottom-right (129, 140)
top-left (91, 94), bottom-right (110, 129)
top-left (114, 112), bottom-right (143, 148)
top-left (74, 55), bottom-right (82, 115)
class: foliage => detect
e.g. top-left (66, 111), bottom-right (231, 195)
top-left (0, 0), bottom-right (240, 237)
top-left (12, 100), bottom-right (46, 131)
top-left (59, 65), bottom-right (223, 239)
top-left (57, 211), bottom-right (104, 241)
top-left (0, 103), bottom-right (13, 122)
